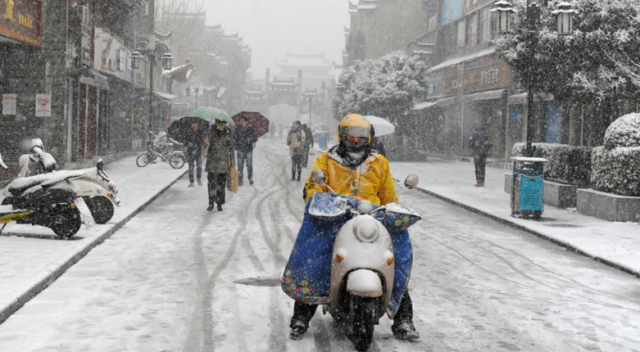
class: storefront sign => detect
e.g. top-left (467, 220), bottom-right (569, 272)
top-left (2, 94), bottom-right (17, 115)
top-left (35, 94), bottom-right (51, 117)
top-left (0, 0), bottom-right (43, 46)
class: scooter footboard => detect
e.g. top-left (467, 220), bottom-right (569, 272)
top-left (346, 270), bottom-right (383, 298)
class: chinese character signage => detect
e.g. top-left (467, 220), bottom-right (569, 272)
top-left (2, 94), bottom-right (17, 115)
top-left (35, 94), bottom-right (51, 117)
top-left (0, 0), bottom-right (43, 46)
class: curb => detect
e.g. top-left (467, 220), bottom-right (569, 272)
top-left (399, 180), bottom-right (640, 280)
top-left (0, 169), bottom-right (187, 325)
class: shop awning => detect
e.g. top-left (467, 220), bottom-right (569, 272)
top-left (154, 91), bottom-right (178, 101)
top-left (412, 101), bottom-right (438, 110)
top-left (436, 97), bottom-right (457, 106)
top-left (508, 92), bottom-right (554, 104)
top-left (464, 89), bottom-right (505, 102)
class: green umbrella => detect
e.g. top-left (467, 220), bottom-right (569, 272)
top-left (189, 107), bottom-right (235, 125)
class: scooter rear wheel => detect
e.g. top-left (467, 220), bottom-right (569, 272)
top-left (351, 297), bottom-right (377, 352)
top-left (50, 208), bottom-right (82, 239)
top-left (136, 153), bottom-right (151, 167)
top-left (86, 196), bottom-right (114, 224)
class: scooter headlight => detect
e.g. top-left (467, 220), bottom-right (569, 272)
top-left (353, 217), bottom-right (379, 243)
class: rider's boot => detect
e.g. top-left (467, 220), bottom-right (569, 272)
top-left (391, 290), bottom-right (420, 340)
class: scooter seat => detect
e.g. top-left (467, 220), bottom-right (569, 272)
top-left (7, 174), bottom-right (51, 196)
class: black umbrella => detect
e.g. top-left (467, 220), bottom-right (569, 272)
top-left (168, 116), bottom-right (210, 144)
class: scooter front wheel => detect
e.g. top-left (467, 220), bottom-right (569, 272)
top-left (86, 196), bottom-right (114, 224)
top-left (136, 153), bottom-right (151, 167)
top-left (50, 208), bottom-right (82, 239)
top-left (351, 297), bottom-right (377, 352)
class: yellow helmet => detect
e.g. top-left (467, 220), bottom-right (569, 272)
top-left (338, 114), bottom-right (372, 144)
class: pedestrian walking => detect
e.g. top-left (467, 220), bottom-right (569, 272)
top-left (278, 124), bottom-right (284, 139)
top-left (469, 123), bottom-right (493, 187)
top-left (287, 120), bottom-right (306, 181)
top-left (235, 115), bottom-right (258, 186)
top-left (270, 122), bottom-right (276, 139)
top-left (186, 122), bottom-right (206, 187)
top-left (301, 123), bottom-right (314, 168)
top-left (205, 119), bottom-right (235, 211)
top-left (370, 125), bottom-right (386, 158)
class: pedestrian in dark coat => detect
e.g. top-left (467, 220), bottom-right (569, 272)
top-left (301, 124), bottom-right (314, 168)
top-left (205, 120), bottom-right (235, 211)
top-left (370, 126), bottom-right (386, 158)
top-left (287, 120), bottom-right (306, 181)
top-left (234, 116), bottom-right (258, 186)
top-left (469, 124), bottom-right (493, 187)
top-left (185, 122), bottom-right (206, 187)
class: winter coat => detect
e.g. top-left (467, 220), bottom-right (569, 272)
top-left (287, 127), bottom-right (307, 157)
top-left (185, 128), bottom-right (205, 155)
top-left (234, 125), bottom-right (258, 153)
top-left (302, 124), bottom-right (314, 149)
top-left (205, 126), bottom-right (235, 174)
top-left (469, 129), bottom-right (493, 158)
top-left (304, 146), bottom-right (396, 206)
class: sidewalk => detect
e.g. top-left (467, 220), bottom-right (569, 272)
top-left (391, 159), bottom-right (640, 278)
top-left (0, 156), bottom-right (186, 324)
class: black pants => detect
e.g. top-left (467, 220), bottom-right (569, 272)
top-left (290, 290), bottom-right (414, 329)
top-left (474, 155), bottom-right (487, 182)
top-left (207, 172), bottom-right (227, 205)
top-left (291, 155), bottom-right (303, 180)
top-left (302, 146), bottom-right (310, 167)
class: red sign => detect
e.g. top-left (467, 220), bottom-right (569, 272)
top-left (0, 0), bottom-right (43, 46)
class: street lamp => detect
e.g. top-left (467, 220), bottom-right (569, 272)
top-left (186, 87), bottom-right (200, 108)
top-left (132, 49), bottom-right (173, 134)
top-left (303, 90), bottom-right (319, 129)
top-left (492, 0), bottom-right (577, 157)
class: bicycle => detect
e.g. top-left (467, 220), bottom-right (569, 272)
top-left (136, 132), bottom-right (186, 169)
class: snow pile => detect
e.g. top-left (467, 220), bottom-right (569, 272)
top-left (592, 115), bottom-right (640, 196)
top-left (512, 143), bottom-right (592, 186)
top-left (603, 113), bottom-right (640, 150)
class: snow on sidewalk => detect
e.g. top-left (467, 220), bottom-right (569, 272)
top-left (0, 156), bottom-right (186, 323)
top-left (391, 159), bottom-right (640, 277)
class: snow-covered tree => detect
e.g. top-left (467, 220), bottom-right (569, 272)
top-left (494, 0), bottom-right (640, 108)
top-left (334, 52), bottom-right (428, 122)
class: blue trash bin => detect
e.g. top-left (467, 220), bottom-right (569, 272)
top-left (510, 157), bottom-right (547, 219)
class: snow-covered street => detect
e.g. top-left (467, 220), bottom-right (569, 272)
top-left (0, 140), bottom-right (639, 352)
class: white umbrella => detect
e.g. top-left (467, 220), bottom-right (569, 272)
top-left (364, 115), bottom-right (395, 136)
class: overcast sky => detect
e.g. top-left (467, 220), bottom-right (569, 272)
top-left (203, 0), bottom-right (350, 79)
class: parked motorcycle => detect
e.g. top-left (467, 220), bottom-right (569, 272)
top-left (309, 170), bottom-right (421, 351)
top-left (3, 147), bottom-right (120, 224)
top-left (0, 153), bottom-right (95, 238)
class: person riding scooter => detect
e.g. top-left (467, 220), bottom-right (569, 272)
top-left (283, 113), bottom-right (420, 341)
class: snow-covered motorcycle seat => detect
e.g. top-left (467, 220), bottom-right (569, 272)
top-left (7, 174), bottom-right (53, 196)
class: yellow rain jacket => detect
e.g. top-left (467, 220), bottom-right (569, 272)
top-left (304, 149), bottom-right (397, 206)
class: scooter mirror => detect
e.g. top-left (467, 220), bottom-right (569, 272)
top-left (404, 174), bottom-right (419, 189)
top-left (311, 169), bottom-right (326, 185)
top-left (0, 153), bottom-right (7, 170)
top-left (97, 159), bottom-right (104, 170)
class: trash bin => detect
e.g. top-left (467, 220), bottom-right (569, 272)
top-left (510, 157), bottom-right (547, 219)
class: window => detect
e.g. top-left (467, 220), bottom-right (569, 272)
top-left (457, 20), bottom-right (466, 47)
top-left (468, 13), bottom-right (478, 46)
top-left (479, 7), bottom-right (491, 43)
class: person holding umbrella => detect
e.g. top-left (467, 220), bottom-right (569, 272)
top-left (205, 118), bottom-right (235, 211)
top-left (186, 122), bottom-right (206, 187)
top-left (234, 115), bottom-right (258, 186)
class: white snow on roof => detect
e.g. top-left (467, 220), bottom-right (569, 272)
top-left (427, 47), bottom-right (496, 73)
